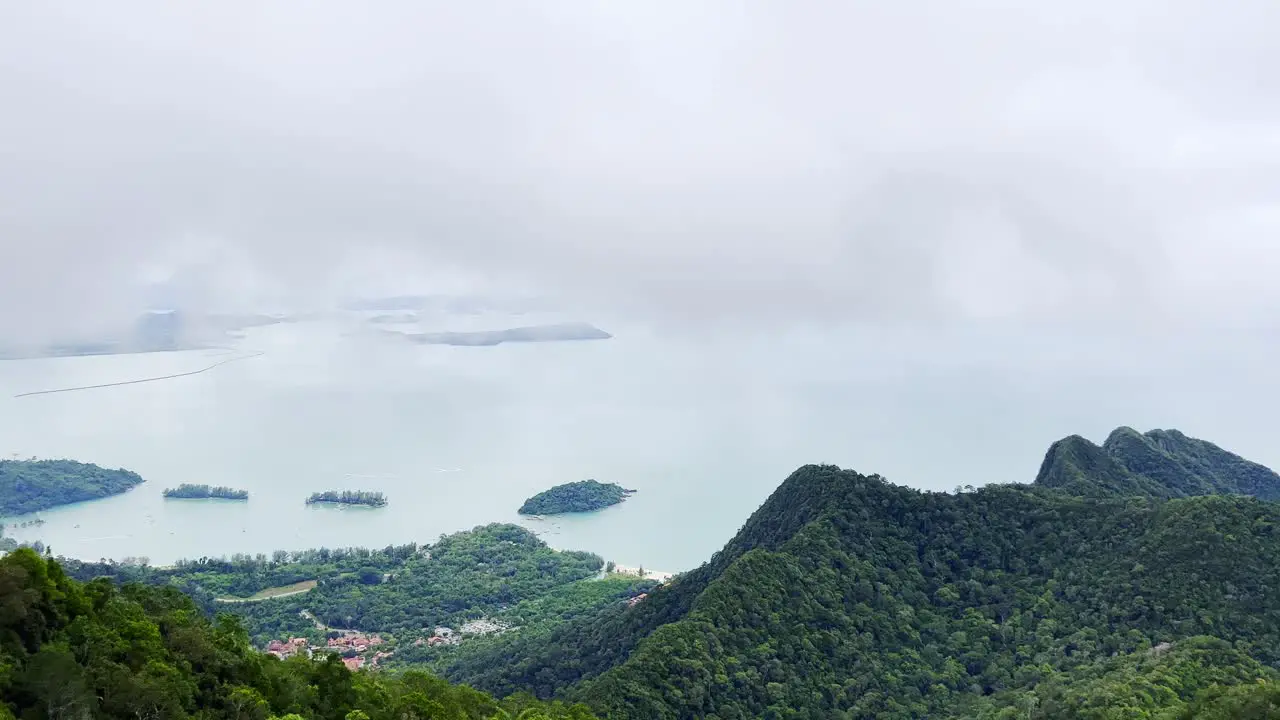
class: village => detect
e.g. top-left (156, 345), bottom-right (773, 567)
top-left (265, 631), bottom-right (393, 671)
top-left (263, 616), bottom-right (517, 670)
top-left (259, 567), bottom-right (663, 671)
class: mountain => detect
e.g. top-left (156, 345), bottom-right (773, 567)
top-left (1036, 426), bottom-right (1280, 500)
top-left (445, 433), bottom-right (1280, 718)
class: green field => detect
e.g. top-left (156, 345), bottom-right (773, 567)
top-left (214, 579), bottom-right (317, 602)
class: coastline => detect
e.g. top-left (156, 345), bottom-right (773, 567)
top-left (612, 564), bottom-right (675, 582)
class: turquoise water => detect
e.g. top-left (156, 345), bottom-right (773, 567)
top-left (2, 319), bottom-right (1278, 570)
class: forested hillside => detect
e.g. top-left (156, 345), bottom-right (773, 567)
top-left (0, 548), bottom-right (596, 720)
top-left (61, 524), bottom-right (647, 648)
top-left (1036, 426), bottom-right (1280, 500)
top-left (445, 431), bottom-right (1280, 719)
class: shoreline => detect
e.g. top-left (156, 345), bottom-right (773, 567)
top-left (612, 564), bottom-right (675, 582)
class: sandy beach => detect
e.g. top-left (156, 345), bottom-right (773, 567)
top-left (613, 564), bottom-right (675, 582)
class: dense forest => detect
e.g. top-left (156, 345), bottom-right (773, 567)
top-left (164, 483), bottom-right (249, 500)
top-left (0, 458), bottom-right (144, 516)
top-left (306, 490), bottom-right (387, 508)
top-left (1036, 426), bottom-right (1280, 500)
top-left (0, 547), bottom-right (597, 719)
top-left (440, 428), bottom-right (1280, 718)
top-left (60, 524), bottom-right (651, 650)
top-left (518, 480), bottom-right (634, 515)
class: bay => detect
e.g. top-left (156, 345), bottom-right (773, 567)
top-left (2, 317), bottom-right (1278, 571)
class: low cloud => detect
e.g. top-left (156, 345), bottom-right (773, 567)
top-left (1, 0), bottom-right (1278, 341)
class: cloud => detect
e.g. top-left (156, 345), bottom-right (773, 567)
top-left (1, 0), bottom-right (1278, 340)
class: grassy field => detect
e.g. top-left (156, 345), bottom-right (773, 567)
top-left (214, 579), bottom-right (317, 603)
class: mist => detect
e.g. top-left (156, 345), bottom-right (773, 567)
top-left (2, 1), bottom-right (1278, 344)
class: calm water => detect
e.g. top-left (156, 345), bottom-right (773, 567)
top-left (3, 318), bottom-right (1278, 570)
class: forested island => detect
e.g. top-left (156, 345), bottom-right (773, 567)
top-left (518, 480), bottom-right (634, 515)
top-left (398, 322), bottom-right (612, 347)
top-left (0, 458), bottom-right (144, 516)
top-left (305, 490), bottom-right (387, 508)
top-left (163, 483), bottom-right (249, 500)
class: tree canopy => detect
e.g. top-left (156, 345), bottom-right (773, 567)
top-left (445, 430), bottom-right (1280, 718)
top-left (0, 547), bottom-right (597, 720)
top-left (518, 481), bottom-right (633, 515)
top-left (0, 458), bottom-right (144, 516)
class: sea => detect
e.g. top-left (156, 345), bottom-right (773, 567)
top-left (2, 314), bottom-right (1278, 571)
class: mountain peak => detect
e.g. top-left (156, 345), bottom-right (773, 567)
top-left (1038, 426), bottom-right (1280, 501)
top-left (1035, 433), bottom-right (1163, 497)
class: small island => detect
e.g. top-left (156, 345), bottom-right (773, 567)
top-left (305, 490), bottom-right (387, 508)
top-left (397, 322), bottom-right (612, 347)
top-left (518, 480), bottom-right (635, 515)
top-left (0, 458), bottom-right (145, 516)
top-left (163, 484), bottom-right (249, 500)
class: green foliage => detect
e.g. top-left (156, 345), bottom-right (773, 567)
top-left (0, 548), bottom-right (599, 719)
top-left (28, 427), bottom-right (1280, 720)
top-left (63, 524), bottom-right (617, 647)
top-left (0, 459), bottom-right (144, 516)
top-left (163, 483), bottom-right (249, 500)
top-left (972, 636), bottom-right (1279, 719)
top-left (1036, 426), bottom-right (1280, 500)
top-left (409, 575), bottom-right (656, 674)
top-left (306, 491), bottom-right (387, 508)
top-left (457, 463), bottom-right (1280, 719)
top-left (518, 480), bottom-right (634, 515)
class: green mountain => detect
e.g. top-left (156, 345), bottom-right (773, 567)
top-left (970, 636), bottom-right (1280, 719)
top-left (1036, 427), bottom-right (1280, 500)
top-left (444, 432), bottom-right (1280, 719)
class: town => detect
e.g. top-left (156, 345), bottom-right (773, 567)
top-left (265, 631), bottom-right (392, 671)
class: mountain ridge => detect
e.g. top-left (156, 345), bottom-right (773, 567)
top-left (444, 431), bottom-right (1280, 718)
top-left (1036, 426), bottom-right (1280, 500)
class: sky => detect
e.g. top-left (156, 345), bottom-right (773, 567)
top-left (1, 1), bottom-right (1279, 344)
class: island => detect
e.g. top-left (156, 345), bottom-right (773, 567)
top-left (395, 322), bottom-right (612, 347)
top-left (305, 490), bottom-right (387, 508)
top-left (0, 458), bottom-right (145, 516)
top-left (368, 313), bottom-right (419, 324)
top-left (518, 480), bottom-right (635, 515)
top-left (163, 484), bottom-right (249, 500)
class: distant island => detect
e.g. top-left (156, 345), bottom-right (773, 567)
top-left (397, 322), bottom-right (612, 347)
top-left (0, 459), bottom-right (144, 516)
top-left (518, 480), bottom-right (635, 515)
top-left (163, 484), bottom-right (249, 500)
top-left (0, 310), bottom-right (296, 361)
top-left (368, 313), bottom-right (419, 324)
top-left (305, 490), bottom-right (387, 508)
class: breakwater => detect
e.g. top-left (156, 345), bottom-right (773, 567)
top-left (12, 350), bottom-right (264, 398)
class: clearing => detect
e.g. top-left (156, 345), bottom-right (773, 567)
top-left (214, 579), bottom-right (317, 603)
